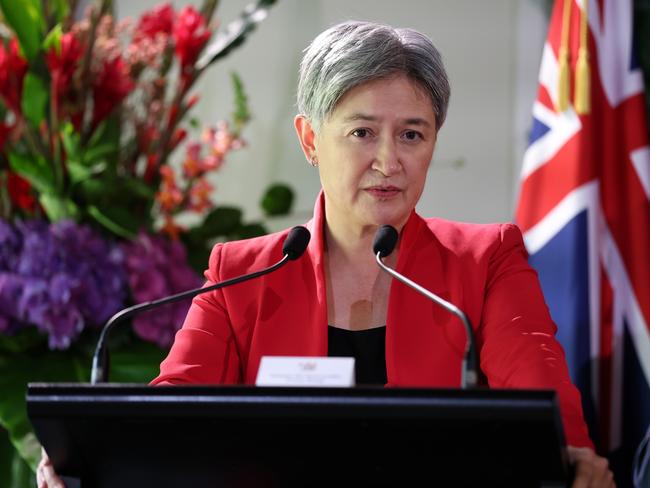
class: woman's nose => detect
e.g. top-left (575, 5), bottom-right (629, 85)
top-left (372, 138), bottom-right (401, 176)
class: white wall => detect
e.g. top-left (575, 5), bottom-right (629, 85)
top-left (116, 0), bottom-right (549, 229)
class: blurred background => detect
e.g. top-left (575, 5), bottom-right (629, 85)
top-left (116, 0), bottom-right (554, 228)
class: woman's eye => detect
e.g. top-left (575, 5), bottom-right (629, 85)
top-left (403, 130), bottom-right (423, 141)
top-left (351, 128), bottom-right (370, 138)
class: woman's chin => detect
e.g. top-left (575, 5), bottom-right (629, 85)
top-left (359, 207), bottom-right (411, 230)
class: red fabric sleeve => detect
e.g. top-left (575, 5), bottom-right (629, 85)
top-left (478, 223), bottom-right (593, 448)
top-left (150, 243), bottom-right (241, 385)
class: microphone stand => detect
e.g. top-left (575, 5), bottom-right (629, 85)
top-left (375, 252), bottom-right (479, 389)
top-left (91, 254), bottom-right (290, 384)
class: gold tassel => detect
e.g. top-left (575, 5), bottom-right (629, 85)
top-left (574, 1), bottom-right (591, 114)
top-left (557, 0), bottom-right (572, 112)
top-left (558, 47), bottom-right (571, 112)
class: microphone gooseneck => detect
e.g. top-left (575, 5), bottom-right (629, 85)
top-left (91, 226), bottom-right (311, 384)
top-left (373, 225), bottom-right (479, 389)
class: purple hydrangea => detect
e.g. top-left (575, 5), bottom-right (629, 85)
top-left (0, 219), bottom-right (128, 349)
top-left (121, 232), bottom-right (201, 348)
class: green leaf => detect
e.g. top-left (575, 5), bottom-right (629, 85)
top-left (0, 350), bottom-right (88, 471)
top-left (87, 204), bottom-right (138, 239)
top-left (231, 222), bottom-right (267, 240)
top-left (199, 206), bottom-right (242, 238)
top-left (111, 341), bottom-right (167, 383)
top-left (67, 160), bottom-right (106, 184)
top-left (61, 122), bottom-right (81, 162)
top-left (0, 0), bottom-right (45, 60)
top-left (42, 24), bottom-right (62, 54)
top-left (0, 328), bottom-right (46, 354)
top-left (8, 152), bottom-right (54, 194)
top-left (180, 232), bottom-right (211, 275)
top-left (123, 177), bottom-right (156, 199)
top-left (260, 183), bottom-right (294, 216)
top-left (83, 143), bottom-right (117, 165)
top-left (20, 72), bottom-right (48, 126)
top-left (231, 71), bottom-right (250, 130)
top-left (49, 0), bottom-right (69, 24)
top-left (39, 193), bottom-right (79, 221)
top-left (0, 428), bottom-right (34, 488)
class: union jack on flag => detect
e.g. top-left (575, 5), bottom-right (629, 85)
top-left (515, 0), bottom-right (650, 483)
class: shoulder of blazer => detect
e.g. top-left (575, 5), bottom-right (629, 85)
top-left (418, 217), bottom-right (520, 261)
top-left (206, 228), bottom-right (293, 280)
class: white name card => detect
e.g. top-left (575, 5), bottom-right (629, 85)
top-left (255, 356), bottom-right (355, 387)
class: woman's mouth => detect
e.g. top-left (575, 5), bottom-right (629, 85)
top-left (364, 186), bottom-right (402, 198)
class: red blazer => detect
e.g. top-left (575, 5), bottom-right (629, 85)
top-left (152, 192), bottom-right (593, 448)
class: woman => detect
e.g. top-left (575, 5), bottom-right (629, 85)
top-left (39, 20), bottom-right (614, 487)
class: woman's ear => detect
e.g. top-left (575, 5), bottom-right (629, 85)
top-left (294, 114), bottom-right (317, 163)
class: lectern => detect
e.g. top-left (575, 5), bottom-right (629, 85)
top-left (27, 384), bottom-right (570, 487)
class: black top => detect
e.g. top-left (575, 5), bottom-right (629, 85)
top-left (328, 325), bottom-right (387, 385)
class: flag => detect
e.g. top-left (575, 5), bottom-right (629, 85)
top-left (515, 0), bottom-right (650, 485)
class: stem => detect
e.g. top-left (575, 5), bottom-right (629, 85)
top-left (0, 170), bottom-right (10, 218)
top-left (63, 0), bottom-right (80, 32)
top-left (200, 0), bottom-right (220, 25)
top-left (79, 0), bottom-right (107, 145)
top-left (21, 124), bottom-right (50, 161)
top-left (49, 80), bottom-right (64, 194)
top-left (154, 74), bottom-right (195, 172)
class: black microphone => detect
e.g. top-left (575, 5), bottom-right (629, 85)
top-left (373, 225), bottom-right (479, 389)
top-left (90, 226), bottom-right (311, 384)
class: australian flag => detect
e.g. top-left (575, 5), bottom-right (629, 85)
top-left (515, 0), bottom-right (650, 486)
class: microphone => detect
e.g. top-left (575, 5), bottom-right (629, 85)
top-left (90, 226), bottom-right (311, 384)
top-left (373, 225), bottom-right (479, 389)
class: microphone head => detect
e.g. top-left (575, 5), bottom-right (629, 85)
top-left (373, 225), bottom-right (398, 258)
top-left (283, 226), bottom-right (311, 260)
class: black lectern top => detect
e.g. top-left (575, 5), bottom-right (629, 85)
top-left (27, 384), bottom-right (569, 487)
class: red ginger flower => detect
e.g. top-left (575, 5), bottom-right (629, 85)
top-left (173, 6), bottom-right (211, 73)
top-left (46, 33), bottom-right (84, 103)
top-left (0, 38), bottom-right (28, 114)
top-left (7, 172), bottom-right (37, 212)
top-left (0, 122), bottom-right (11, 150)
top-left (135, 3), bottom-right (175, 41)
top-left (92, 56), bottom-right (134, 127)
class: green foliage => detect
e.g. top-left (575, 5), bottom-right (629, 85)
top-left (261, 183), bottom-right (293, 216)
top-left (20, 73), bottom-right (48, 126)
top-left (0, 2), bottom-right (288, 486)
top-left (231, 72), bottom-right (250, 131)
top-left (39, 192), bottom-right (79, 221)
top-left (48, 0), bottom-right (70, 24)
top-left (0, 327), bottom-right (167, 486)
top-left (0, 0), bottom-right (44, 60)
top-left (8, 153), bottom-right (54, 195)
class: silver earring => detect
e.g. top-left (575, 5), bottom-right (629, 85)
top-left (309, 156), bottom-right (319, 167)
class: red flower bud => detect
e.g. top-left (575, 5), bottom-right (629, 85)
top-left (92, 56), bottom-right (135, 127)
top-left (135, 3), bottom-right (175, 41)
top-left (173, 6), bottom-right (211, 72)
top-left (7, 172), bottom-right (37, 212)
top-left (46, 33), bottom-right (84, 109)
top-left (0, 38), bottom-right (28, 115)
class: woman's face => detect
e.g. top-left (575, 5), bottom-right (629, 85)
top-left (305, 74), bottom-right (437, 234)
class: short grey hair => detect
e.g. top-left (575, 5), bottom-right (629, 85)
top-left (297, 21), bottom-right (450, 132)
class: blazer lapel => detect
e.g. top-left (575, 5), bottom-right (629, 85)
top-left (386, 212), bottom-right (466, 387)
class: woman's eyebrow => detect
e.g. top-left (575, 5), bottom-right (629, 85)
top-left (342, 113), bottom-right (432, 127)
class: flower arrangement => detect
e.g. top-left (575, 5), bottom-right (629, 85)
top-left (0, 0), bottom-right (291, 484)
